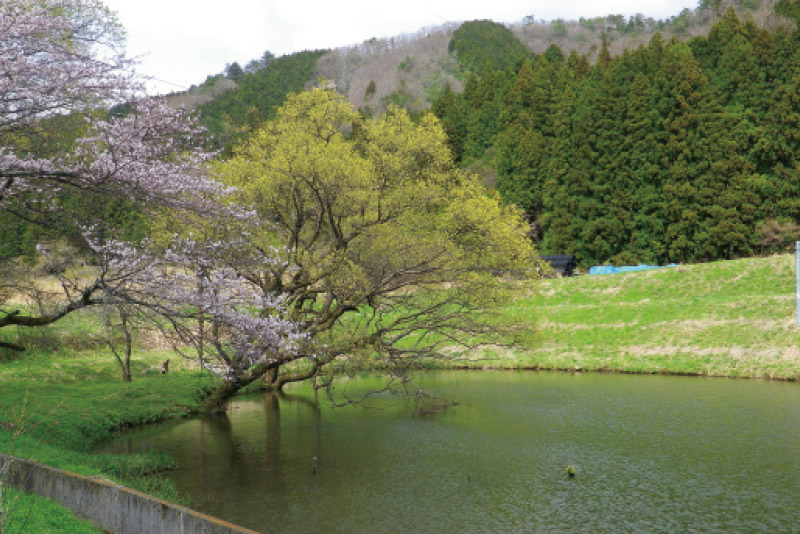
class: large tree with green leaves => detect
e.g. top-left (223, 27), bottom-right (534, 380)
top-left (203, 86), bottom-right (539, 412)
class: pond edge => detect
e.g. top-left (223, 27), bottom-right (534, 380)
top-left (0, 453), bottom-right (262, 534)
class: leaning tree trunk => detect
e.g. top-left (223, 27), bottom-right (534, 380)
top-left (263, 366), bottom-right (279, 390)
top-left (274, 363), bottom-right (319, 391)
top-left (197, 361), bottom-right (278, 414)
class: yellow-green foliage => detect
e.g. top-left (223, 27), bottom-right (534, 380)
top-left (213, 85), bottom-right (540, 359)
top-left (217, 85), bottom-right (535, 271)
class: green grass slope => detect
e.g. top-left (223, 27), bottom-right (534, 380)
top-left (486, 254), bottom-right (800, 379)
top-left (0, 337), bottom-right (215, 533)
top-left (0, 487), bottom-right (101, 534)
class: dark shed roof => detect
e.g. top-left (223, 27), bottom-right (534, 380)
top-left (540, 254), bottom-right (577, 276)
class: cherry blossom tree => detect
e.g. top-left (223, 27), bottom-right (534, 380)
top-left (0, 0), bottom-right (132, 137)
top-left (0, 96), bottom-right (233, 333)
top-left (1, 0), bottom-right (133, 234)
top-left (0, 0), bottom-right (297, 393)
top-left (86, 234), bottom-right (304, 392)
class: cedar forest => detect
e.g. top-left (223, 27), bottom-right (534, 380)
top-left (435, 6), bottom-right (800, 266)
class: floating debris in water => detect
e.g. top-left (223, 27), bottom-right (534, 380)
top-left (566, 465), bottom-right (576, 479)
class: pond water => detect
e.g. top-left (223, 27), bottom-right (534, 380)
top-left (104, 372), bottom-right (800, 533)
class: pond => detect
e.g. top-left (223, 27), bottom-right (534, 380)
top-left (104, 372), bottom-right (800, 533)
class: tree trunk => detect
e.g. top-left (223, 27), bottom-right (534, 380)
top-left (122, 316), bottom-right (132, 382)
top-left (197, 361), bottom-right (278, 414)
top-left (263, 366), bottom-right (279, 390)
top-left (197, 381), bottom-right (244, 414)
top-left (274, 363), bottom-right (319, 391)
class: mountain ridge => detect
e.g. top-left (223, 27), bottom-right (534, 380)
top-left (168, 0), bottom-right (793, 127)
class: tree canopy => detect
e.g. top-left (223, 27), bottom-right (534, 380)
top-left (449, 20), bottom-right (534, 74)
top-left (206, 86), bottom-right (539, 410)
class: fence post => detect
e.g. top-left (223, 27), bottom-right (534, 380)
top-left (796, 241), bottom-right (799, 327)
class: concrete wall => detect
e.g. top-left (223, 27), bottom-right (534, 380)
top-left (0, 454), bottom-right (262, 534)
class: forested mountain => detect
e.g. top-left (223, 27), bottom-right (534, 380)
top-left (177, 0), bottom-right (789, 140)
top-left (315, 0), bottom-right (790, 115)
top-left (155, 0), bottom-right (800, 268)
top-left (432, 5), bottom-right (800, 265)
top-left (169, 50), bottom-right (327, 150)
top-left (70, 0), bottom-right (790, 269)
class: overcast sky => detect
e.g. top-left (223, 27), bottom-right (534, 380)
top-left (101, 0), bottom-right (699, 94)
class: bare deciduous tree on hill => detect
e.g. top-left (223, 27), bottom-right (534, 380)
top-left (316, 24), bottom-right (462, 113)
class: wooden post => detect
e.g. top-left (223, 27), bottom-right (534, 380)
top-left (796, 241), bottom-right (799, 327)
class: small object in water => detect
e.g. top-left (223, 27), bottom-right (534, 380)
top-left (566, 465), bottom-right (576, 479)
top-left (312, 456), bottom-right (319, 475)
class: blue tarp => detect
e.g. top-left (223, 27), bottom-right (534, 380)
top-left (589, 263), bottom-right (678, 275)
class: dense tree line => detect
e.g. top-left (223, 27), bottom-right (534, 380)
top-left (197, 50), bottom-right (328, 150)
top-left (434, 9), bottom-right (800, 266)
top-left (449, 20), bottom-right (534, 73)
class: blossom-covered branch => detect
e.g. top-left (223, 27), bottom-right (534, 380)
top-left (0, 0), bottom-right (133, 134)
top-left (0, 99), bottom-right (240, 217)
top-left (88, 235), bottom-right (305, 380)
top-left (1, 0), bottom-right (285, 385)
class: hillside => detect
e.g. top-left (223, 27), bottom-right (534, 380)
top-left (171, 0), bottom-right (793, 130)
top-left (509, 0), bottom-right (791, 59)
top-left (320, 0), bottom-right (792, 114)
top-left (431, 4), bottom-right (800, 266)
top-left (315, 25), bottom-right (463, 115)
top-left (170, 50), bottom-right (326, 149)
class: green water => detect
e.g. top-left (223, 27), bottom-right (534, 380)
top-left (105, 372), bottom-right (800, 533)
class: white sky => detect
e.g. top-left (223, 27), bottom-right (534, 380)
top-left (101, 0), bottom-right (700, 94)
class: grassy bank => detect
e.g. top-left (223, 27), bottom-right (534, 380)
top-left (468, 253), bottom-right (800, 379)
top-left (0, 487), bottom-right (100, 534)
top-left (0, 324), bottom-right (216, 533)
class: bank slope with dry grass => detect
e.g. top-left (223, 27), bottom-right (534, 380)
top-left (474, 254), bottom-right (800, 379)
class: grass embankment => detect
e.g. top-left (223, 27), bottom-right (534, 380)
top-left (0, 313), bottom-right (217, 533)
top-left (470, 253), bottom-right (800, 379)
top-left (0, 487), bottom-right (100, 534)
